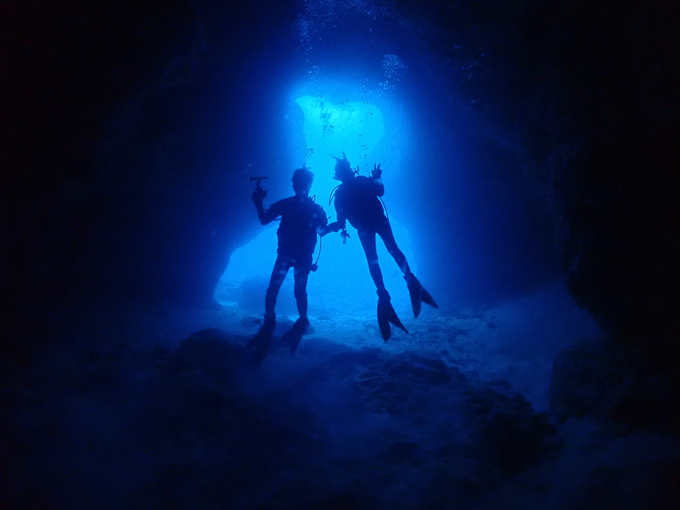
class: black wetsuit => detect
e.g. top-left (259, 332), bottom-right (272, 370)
top-left (334, 175), bottom-right (412, 294)
top-left (258, 196), bottom-right (327, 320)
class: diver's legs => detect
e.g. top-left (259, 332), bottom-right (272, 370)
top-left (376, 219), bottom-right (414, 279)
top-left (376, 219), bottom-right (437, 317)
top-left (264, 255), bottom-right (291, 321)
top-left (358, 229), bottom-right (386, 292)
top-left (293, 262), bottom-right (311, 319)
top-left (359, 227), bottom-right (408, 340)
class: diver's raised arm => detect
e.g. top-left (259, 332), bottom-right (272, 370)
top-left (252, 187), bottom-right (281, 225)
top-left (372, 163), bottom-right (385, 196)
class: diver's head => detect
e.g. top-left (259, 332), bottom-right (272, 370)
top-left (332, 152), bottom-right (353, 182)
top-left (292, 166), bottom-right (314, 196)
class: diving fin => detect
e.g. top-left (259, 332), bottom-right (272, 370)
top-left (280, 317), bottom-right (310, 355)
top-left (407, 277), bottom-right (423, 318)
top-left (246, 318), bottom-right (276, 363)
top-left (406, 276), bottom-right (439, 318)
top-left (377, 300), bottom-right (391, 341)
top-left (377, 292), bottom-right (408, 341)
top-left (421, 287), bottom-right (438, 309)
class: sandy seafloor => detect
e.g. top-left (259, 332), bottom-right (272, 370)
top-left (3, 281), bottom-right (679, 509)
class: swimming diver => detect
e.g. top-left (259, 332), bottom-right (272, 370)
top-left (248, 166), bottom-right (330, 362)
top-left (326, 153), bottom-right (438, 340)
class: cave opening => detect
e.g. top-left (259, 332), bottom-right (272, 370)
top-left (215, 80), bottom-right (419, 320)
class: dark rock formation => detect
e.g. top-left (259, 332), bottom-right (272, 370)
top-left (551, 339), bottom-right (680, 432)
top-left (529, 3), bottom-right (680, 367)
top-left (354, 352), bottom-right (556, 473)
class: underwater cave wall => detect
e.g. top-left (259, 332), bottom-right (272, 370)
top-left (524, 1), bottom-right (680, 365)
top-left (395, 0), bottom-right (680, 363)
top-left (1, 0), bottom-right (302, 321)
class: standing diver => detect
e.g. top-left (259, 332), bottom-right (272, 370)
top-left (249, 166), bottom-right (330, 362)
top-left (327, 153), bottom-right (438, 340)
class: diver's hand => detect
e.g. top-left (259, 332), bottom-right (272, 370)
top-left (327, 221), bottom-right (343, 233)
top-left (372, 163), bottom-right (382, 179)
top-left (252, 186), bottom-right (267, 203)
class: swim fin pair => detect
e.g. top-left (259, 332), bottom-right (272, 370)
top-left (246, 316), bottom-right (310, 363)
top-left (406, 275), bottom-right (438, 318)
top-left (377, 291), bottom-right (408, 341)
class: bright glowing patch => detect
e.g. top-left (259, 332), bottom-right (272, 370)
top-left (215, 94), bottom-right (416, 322)
top-left (295, 96), bottom-right (384, 201)
top-left (214, 220), bottom-right (415, 319)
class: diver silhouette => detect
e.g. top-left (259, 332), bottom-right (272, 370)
top-left (248, 167), bottom-right (329, 362)
top-left (327, 153), bottom-right (438, 340)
